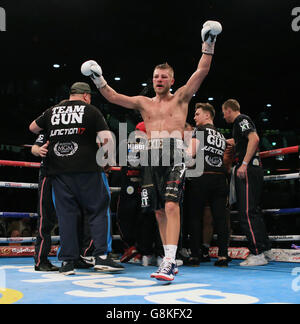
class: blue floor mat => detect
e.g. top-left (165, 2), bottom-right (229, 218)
top-left (1, 257), bottom-right (300, 304)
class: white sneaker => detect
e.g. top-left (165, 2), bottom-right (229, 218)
top-left (150, 258), bottom-right (176, 281)
top-left (156, 256), bottom-right (180, 274)
top-left (264, 249), bottom-right (276, 261)
top-left (240, 253), bottom-right (268, 266)
top-left (176, 259), bottom-right (183, 267)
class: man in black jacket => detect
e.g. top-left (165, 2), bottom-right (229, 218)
top-left (29, 82), bottom-right (124, 275)
top-left (222, 99), bottom-right (271, 266)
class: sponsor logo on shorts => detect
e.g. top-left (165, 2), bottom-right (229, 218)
top-left (96, 123), bottom-right (205, 177)
top-left (141, 189), bottom-right (149, 207)
top-left (126, 186), bottom-right (134, 195)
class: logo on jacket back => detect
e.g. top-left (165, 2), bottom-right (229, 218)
top-left (51, 105), bottom-right (86, 125)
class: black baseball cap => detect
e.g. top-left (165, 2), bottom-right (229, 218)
top-left (70, 82), bottom-right (92, 94)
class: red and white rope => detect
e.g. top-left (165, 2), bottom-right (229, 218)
top-left (0, 145), bottom-right (298, 169)
top-left (0, 181), bottom-right (121, 192)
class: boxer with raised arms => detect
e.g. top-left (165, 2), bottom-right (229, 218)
top-left (81, 21), bottom-right (222, 281)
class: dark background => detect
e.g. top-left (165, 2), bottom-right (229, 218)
top-left (1, 0), bottom-right (300, 142)
top-left (0, 0), bottom-right (299, 237)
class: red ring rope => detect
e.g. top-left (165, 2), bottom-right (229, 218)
top-left (0, 145), bottom-right (298, 169)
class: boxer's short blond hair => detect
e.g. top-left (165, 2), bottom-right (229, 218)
top-left (154, 62), bottom-right (174, 78)
top-left (222, 99), bottom-right (240, 112)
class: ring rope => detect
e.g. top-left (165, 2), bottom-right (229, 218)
top-left (0, 181), bottom-right (121, 192)
top-left (221, 235), bottom-right (300, 242)
top-left (1, 208), bottom-right (299, 220)
top-left (1, 171), bottom-right (299, 191)
top-left (1, 234), bottom-right (300, 244)
top-left (0, 181), bottom-right (38, 189)
top-left (0, 159), bottom-right (121, 171)
top-left (230, 207), bottom-right (300, 215)
top-left (0, 144), bottom-right (298, 169)
top-left (263, 173), bottom-right (300, 182)
top-left (259, 145), bottom-right (299, 158)
top-left (0, 212), bottom-right (38, 218)
top-left (0, 236), bottom-right (60, 244)
top-left (0, 160), bottom-right (41, 168)
top-left (0, 235), bottom-right (121, 244)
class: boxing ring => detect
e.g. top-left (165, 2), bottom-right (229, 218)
top-left (0, 145), bottom-right (300, 304)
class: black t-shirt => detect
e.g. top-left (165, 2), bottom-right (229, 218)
top-left (34, 132), bottom-right (48, 177)
top-left (232, 114), bottom-right (260, 164)
top-left (35, 100), bottom-right (109, 175)
top-left (192, 124), bottom-right (226, 173)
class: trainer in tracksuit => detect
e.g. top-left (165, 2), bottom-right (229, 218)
top-left (222, 99), bottom-right (271, 266)
top-left (29, 82), bottom-right (123, 274)
top-left (32, 131), bottom-right (95, 270)
top-left (31, 132), bottom-right (58, 271)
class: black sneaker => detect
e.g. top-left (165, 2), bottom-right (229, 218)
top-left (35, 260), bottom-right (59, 272)
top-left (214, 258), bottom-right (229, 267)
top-left (74, 258), bottom-right (94, 269)
top-left (94, 256), bottom-right (125, 272)
top-left (201, 245), bottom-right (211, 262)
top-left (59, 261), bottom-right (75, 275)
top-left (80, 255), bottom-right (95, 266)
top-left (184, 256), bottom-right (200, 267)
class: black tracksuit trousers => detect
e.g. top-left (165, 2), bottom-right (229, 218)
top-left (52, 172), bottom-right (111, 261)
top-left (34, 175), bottom-right (56, 266)
top-left (186, 173), bottom-right (229, 258)
top-left (234, 165), bottom-right (271, 255)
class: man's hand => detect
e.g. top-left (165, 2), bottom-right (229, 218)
top-left (81, 60), bottom-right (107, 89)
top-left (201, 20), bottom-right (222, 55)
top-left (38, 141), bottom-right (49, 158)
top-left (226, 138), bottom-right (235, 146)
top-left (237, 163), bottom-right (247, 179)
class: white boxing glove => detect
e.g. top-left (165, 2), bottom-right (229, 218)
top-left (201, 20), bottom-right (222, 55)
top-left (81, 60), bottom-right (107, 89)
